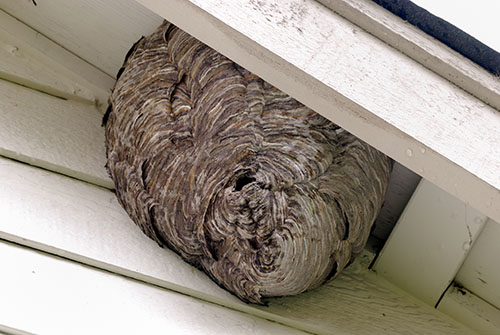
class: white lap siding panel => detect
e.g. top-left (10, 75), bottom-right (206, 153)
top-left (0, 241), bottom-right (307, 335)
top-left (0, 0), bottom-right (163, 78)
top-left (0, 9), bottom-right (113, 110)
top-left (0, 79), bottom-right (112, 188)
top-left (0, 157), bottom-right (476, 335)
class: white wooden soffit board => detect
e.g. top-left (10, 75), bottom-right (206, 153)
top-left (374, 179), bottom-right (488, 307)
top-left (0, 157), bottom-right (475, 335)
top-left (455, 218), bottom-right (500, 309)
top-left (0, 0), bottom-right (163, 78)
top-left (0, 79), bottom-right (113, 189)
top-left (437, 284), bottom-right (500, 335)
top-left (0, 9), bottom-right (113, 111)
top-left (134, 0), bottom-right (500, 224)
top-left (0, 242), bottom-right (307, 335)
top-left (317, 0), bottom-right (500, 111)
top-left (372, 162), bottom-right (421, 240)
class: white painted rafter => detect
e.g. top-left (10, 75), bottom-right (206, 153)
top-left (374, 179), bottom-right (487, 306)
top-left (317, 0), bottom-right (500, 111)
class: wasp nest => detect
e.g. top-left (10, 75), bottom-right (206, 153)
top-left (104, 21), bottom-right (392, 304)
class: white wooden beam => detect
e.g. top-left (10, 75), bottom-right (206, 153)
top-left (133, 0), bottom-right (500, 224)
top-left (437, 284), bottom-right (500, 335)
top-left (0, 0), bottom-right (163, 78)
top-left (0, 9), bottom-right (113, 111)
top-left (317, 0), bottom-right (500, 111)
top-left (0, 156), bottom-right (475, 335)
top-left (0, 79), bottom-right (113, 189)
top-left (372, 162), bottom-right (421, 240)
top-left (374, 179), bottom-right (487, 306)
top-left (455, 219), bottom-right (500, 309)
top-left (0, 241), bottom-right (307, 335)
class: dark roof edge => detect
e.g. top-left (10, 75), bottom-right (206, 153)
top-left (371, 0), bottom-right (500, 76)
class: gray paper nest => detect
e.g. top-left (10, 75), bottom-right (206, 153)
top-left (104, 21), bottom-right (392, 304)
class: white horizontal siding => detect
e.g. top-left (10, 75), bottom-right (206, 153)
top-left (0, 9), bottom-right (113, 111)
top-left (0, 155), bottom-right (233, 302)
top-left (0, 241), bottom-right (306, 335)
top-left (0, 156), bottom-right (475, 334)
top-left (0, 79), bottom-right (112, 188)
top-left (0, 0), bottom-right (163, 78)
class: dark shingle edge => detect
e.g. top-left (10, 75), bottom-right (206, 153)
top-left (371, 0), bottom-right (500, 76)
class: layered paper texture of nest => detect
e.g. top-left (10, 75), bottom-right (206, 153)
top-left (104, 21), bottom-right (392, 304)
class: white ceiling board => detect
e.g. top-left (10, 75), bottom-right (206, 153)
top-left (0, 9), bottom-right (113, 109)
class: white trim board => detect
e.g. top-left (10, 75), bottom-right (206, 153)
top-left (455, 218), bottom-right (500, 309)
top-left (437, 284), bottom-right (500, 335)
top-left (374, 179), bottom-right (487, 306)
top-left (0, 241), bottom-right (308, 335)
top-left (372, 162), bottom-right (421, 240)
top-left (0, 156), bottom-right (475, 335)
top-left (133, 0), bottom-right (500, 224)
top-left (317, 0), bottom-right (500, 111)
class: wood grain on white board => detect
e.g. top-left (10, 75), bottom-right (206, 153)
top-left (133, 0), bottom-right (500, 224)
top-left (317, 0), bottom-right (500, 111)
top-left (0, 79), bottom-right (112, 188)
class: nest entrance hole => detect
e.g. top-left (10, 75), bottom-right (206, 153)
top-left (235, 175), bottom-right (256, 191)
